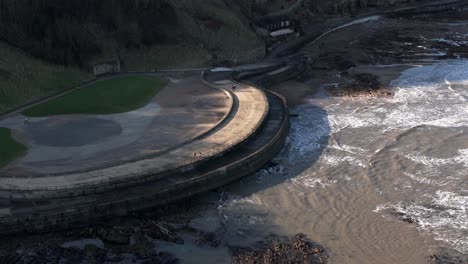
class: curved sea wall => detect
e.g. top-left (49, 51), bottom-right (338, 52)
top-left (0, 70), bottom-right (290, 234)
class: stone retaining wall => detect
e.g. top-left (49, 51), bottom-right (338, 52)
top-left (0, 74), bottom-right (268, 200)
top-left (0, 86), bottom-right (289, 235)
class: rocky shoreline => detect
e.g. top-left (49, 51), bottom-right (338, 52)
top-left (0, 196), bottom-right (328, 264)
top-left (232, 234), bottom-right (328, 264)
top-left (281, 10), bottom-right (468, 103)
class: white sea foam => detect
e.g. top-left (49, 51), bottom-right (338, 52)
top-left (287, 105), bottom-right (330, 159)
top-left (404, 149), bottom-right (468, 168)
top-left (432, 32), bottom-right (468, 47)
top-left (376, 191), bottom-right (468, 254)
top-left (324, 60), bottom-right (468, 131)
top-left (292, 176), bottom-right (337, 189)
top-left (403, 171), bottom-right (449, 186)
top-left (321, 60), bottom-right (468, 253)
top-left (433, 38), bottom-right (468, 47)
top-left (224, 194), bottom-right (263, 207)
top-left (321, 153), bottom-right (367, 168)
top-left (277, 60), bottom-right (468, 255)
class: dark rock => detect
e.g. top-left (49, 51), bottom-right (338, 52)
top-left (392, 212), bottom-right (417, 224)
top-left (131, 230), bottom-right (156, 258)
top-left (197, 232), bottom-right (221, 247)
top-left (83, 244), bottom-right (106, 264)
top-left (141, 252), bottom-right (179, 264)
top-left (0, 68), bottom-right (11, 80)
top-left (232, 233), bottom-right (328, 264)
top-left (426, 252), bottom-right (468, 264)
top-left (143, 221), bottom-right (184, 244)
top-left (97, 226), bottom-right (131, 245)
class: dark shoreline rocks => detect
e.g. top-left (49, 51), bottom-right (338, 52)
top-left (231, 233), bottom-right (328, 264)
top-left (328, 72), bottom-right (394, 97)
top-left (426, 248), bottom-right (468, 264)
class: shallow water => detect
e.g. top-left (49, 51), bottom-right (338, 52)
top-left (165, 60), bottom-right (468, 264)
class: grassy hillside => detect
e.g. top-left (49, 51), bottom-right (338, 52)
top-left (94, 0), bottom-right (266, 70)
top-left (0, 0), bottom-right (265, 71)
top-left (0, 127), bottom-right (26, 167)
top-left (0, 42), bottom-right (92, 114)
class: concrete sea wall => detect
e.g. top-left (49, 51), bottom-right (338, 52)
top-left (0, 71), bottom-right (290, 234)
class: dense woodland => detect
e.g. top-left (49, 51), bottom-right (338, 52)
top-left (0, 0), bottom-right (179, 67)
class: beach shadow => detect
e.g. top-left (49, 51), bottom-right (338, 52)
top-left (218, 103), bottom-right (330, 199)
top-left (139, 101), bottom-right (329, 210)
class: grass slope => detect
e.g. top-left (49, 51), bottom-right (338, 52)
top-left (0, 127), bottom-right (27, 168)
top-left (91, 0), bottom-right (265, 71)
top-left (23, 76), bottom-right (166, 117)
top-left (0, 42), bottom-right (92, 114)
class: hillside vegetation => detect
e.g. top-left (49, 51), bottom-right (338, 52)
top-left (0, 0), bottom-right (425, 114)
top-left (0, 0), bottom-right (265, 70)
top-left (0, 42), bottom-right (92, 114)
top-left (0, 127), bottom-right (26, 168)
top-left (0, 0), bottom-right (266, 114)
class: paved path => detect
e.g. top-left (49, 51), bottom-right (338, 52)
top-left (0, 87), bottom-right (288, 236)
top-left (0, 78), bottom-right (268, 198)
top-left (0, 75), bottom-right (231, 176)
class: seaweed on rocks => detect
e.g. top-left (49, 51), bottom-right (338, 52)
top-left (329, 73), bottom-right (393, 97)
top-left (231, 233), bottom-right (328, 264)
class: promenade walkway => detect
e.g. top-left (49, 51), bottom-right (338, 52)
top-left (0, 75), bottom-right (231, 176)
top-left (0, 76), bottom-right (269, 200)
top-left (2, 98), bottom-right (286, 234)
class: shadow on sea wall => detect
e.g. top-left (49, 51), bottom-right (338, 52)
top-left (197, 103), bottom-right (331, 244)
top-left (151, 103), bottom-right (331, 263)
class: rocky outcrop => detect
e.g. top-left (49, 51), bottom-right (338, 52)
top-left (232, 233), bottom-right (328, 264)
top-left (302, 0), bottom-right (424, 15)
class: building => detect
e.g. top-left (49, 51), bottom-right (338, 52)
top-left (92, 60), bottom-right (121, 76)
top-left (253, 14), bottom-right (300, 51)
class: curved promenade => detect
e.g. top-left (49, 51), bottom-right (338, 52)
top-left (0, 76), bottom-right (268, 200)
top-left (0, 70), bottom-right (290, 234)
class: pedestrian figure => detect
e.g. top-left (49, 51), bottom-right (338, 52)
top-left (23, 118), bottom-right (29, 125)
top-left (232, 84), bottom-right (237, 91)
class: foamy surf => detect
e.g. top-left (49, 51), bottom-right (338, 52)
top-left (375, 191), bottom-right (468, 254)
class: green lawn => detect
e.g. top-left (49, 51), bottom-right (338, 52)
top-left (23, 76), bottom-right (167, 117)
top-left (0, 127), bottom-right (27, 167)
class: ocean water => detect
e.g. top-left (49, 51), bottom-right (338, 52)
top-left (211, 60), bottom-right (467, 263)
top-left (157, 60), bottom-right (467, 264)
